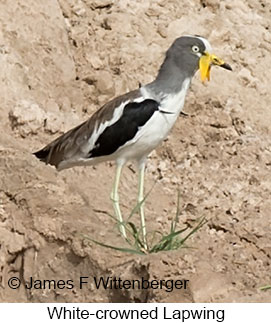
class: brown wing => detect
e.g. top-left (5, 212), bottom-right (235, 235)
top-left (34, 89), bottom-right (141, 169)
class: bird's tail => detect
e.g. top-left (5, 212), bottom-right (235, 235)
top-left (33, 147), bottom-right (50, 162)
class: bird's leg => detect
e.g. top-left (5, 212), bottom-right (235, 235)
top-left (138, 163), bottom-right (147, 250)
top-left (111, 164), bottom-right (127, 239)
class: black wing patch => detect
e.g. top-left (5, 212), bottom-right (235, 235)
top-left (89, 99), bottom-right (159, 158)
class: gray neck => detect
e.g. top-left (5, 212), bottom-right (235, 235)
top-left (144, 54), bottom-right (196, 99)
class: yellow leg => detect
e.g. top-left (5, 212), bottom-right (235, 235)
top-left (138, 163), bottom-right (147, 249)
top-left (111, 164), bottom-right (127, 239)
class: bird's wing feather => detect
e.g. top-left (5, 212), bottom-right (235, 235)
top-left (88, 98), bottom-right (159, 158)
top-left (34, 89), bottom-right (142, 169)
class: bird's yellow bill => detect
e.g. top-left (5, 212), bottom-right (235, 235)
top-left (199, 52), bottom-right (231, 82)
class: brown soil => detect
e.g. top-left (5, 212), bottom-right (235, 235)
top-left (0, 0), bottom-right (270, 302)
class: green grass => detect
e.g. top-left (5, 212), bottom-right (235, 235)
top-left (259, 285), bottom-right (271, 291)
top-left (83, 190), bottom-right (207, 255)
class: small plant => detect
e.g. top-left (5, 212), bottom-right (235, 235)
top-left (83, 190), bottom-right (207, 255)
top-left (259, 285), bottom-right (271, 291)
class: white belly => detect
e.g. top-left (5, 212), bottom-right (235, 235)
top-left (114, 109), bottom-right (179, 163)
top-left (114, 78), bottom-right (191, 164)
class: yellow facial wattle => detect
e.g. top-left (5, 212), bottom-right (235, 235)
top-left (199, 54), bottom-right (212, 82)
top-left (199, 53), bottom-right (230, 83)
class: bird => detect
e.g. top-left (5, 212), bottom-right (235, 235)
top-left (34, 35), bottom-right (232, 250)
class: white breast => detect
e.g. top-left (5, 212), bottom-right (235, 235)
top-left (160, 78), bottom-right (190, 114)
top-left (114, 78), bottom-right (191, 163)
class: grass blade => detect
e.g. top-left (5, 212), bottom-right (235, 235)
top-left (259, 285), bottom-right (271, 291)
top-left (83, 235), bottom-right (144, 255)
